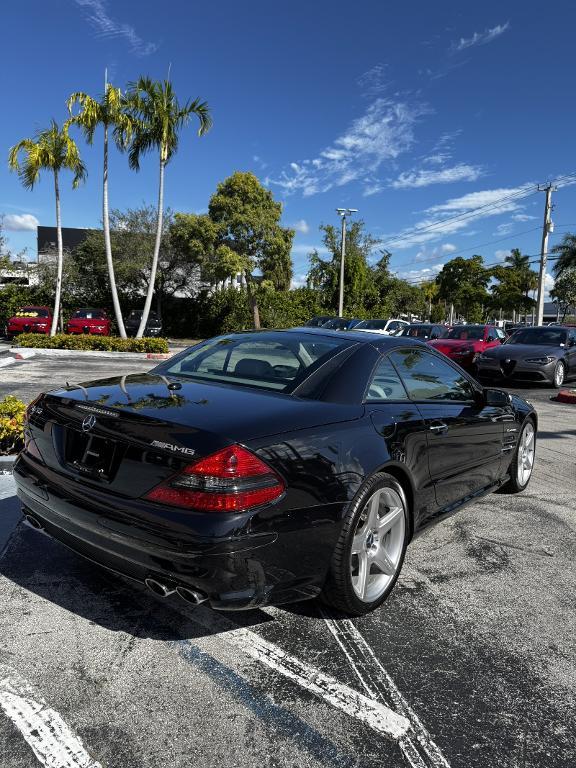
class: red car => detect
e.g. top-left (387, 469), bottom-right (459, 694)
top-left (67, 308), bottom-right (111, 336)
top-left (428, 324), bottom-right (506, 370)
top-left (6, 306), bottom-right (52, 338)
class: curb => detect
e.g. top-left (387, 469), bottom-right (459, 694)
top-left (556, 389), bottom-right (576, 404)
top-left (9, 347), bottom-right (174, 361)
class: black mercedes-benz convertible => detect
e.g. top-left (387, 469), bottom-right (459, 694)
top-left (14, 328), bottom-right (537, 615)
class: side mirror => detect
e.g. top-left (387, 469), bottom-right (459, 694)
top-left (484, 388), bottom-right (511, 407)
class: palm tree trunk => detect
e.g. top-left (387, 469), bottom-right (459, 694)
top-left (103, 123), bottom-right (127, 338)
top-left (136, 155), bottom-right (165, 338)
top-left (51, 171), bottom-right (63, 337)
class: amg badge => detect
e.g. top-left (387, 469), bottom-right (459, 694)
top-left (150, 440), bottom-right (195, 456)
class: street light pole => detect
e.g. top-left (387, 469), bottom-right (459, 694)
top-left (336, 207), bottom-right (357, 316)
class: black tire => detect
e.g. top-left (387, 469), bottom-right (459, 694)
top-left (499, 418), bottom-right (536, 494)
top-left (321, 473), bottom-right (410, 616)
top-left (552, 361), bottom-right (566, 389)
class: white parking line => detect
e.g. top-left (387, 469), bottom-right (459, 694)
top-left (178, 605), bottom-right (410, 741)
top-left (0, 664), bottom-right (102, 768)
top-left (321, 611), bottom-right (451, 768)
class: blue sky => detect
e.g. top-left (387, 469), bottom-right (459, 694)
top-left (2, 0), bottom-right (576, 297)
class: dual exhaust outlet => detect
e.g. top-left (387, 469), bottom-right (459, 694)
top-left (144, 578), bottom-right (207, 606)
top-left (24, 514), bottom-right (207, 608)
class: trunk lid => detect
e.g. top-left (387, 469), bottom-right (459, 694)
top-left (28, 373), bottom-right (363, 498)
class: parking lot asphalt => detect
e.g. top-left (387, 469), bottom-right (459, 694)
top-left (0, 352), bottom-right (575, 767)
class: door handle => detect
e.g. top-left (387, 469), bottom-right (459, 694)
top-left (429, 421), bottom-right (448, 434)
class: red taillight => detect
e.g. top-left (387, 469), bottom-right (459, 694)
top-left (144, 444), bottom-right (285, 512)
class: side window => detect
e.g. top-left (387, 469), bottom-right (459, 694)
top-left (496, 328), bottom-right (506, 340)
top-left (389, 349), bottom-right (477, 402)
top-left (365, 356), bottom-right (408, 401)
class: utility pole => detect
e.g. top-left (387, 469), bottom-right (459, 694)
top-left (336, 208), bottom-right (357, 316)
top-left (536, 183), bottom-right (555, 326)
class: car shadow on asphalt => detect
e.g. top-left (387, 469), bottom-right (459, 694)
top-left (0, 523), bottom-right (275, 641)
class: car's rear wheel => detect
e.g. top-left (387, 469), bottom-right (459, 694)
top-left (321, 473), bottom-right (409, 616)
top-left (499, 419), bottom-right (536, 494)
top-left (553, 361), bottom-right (566, 388)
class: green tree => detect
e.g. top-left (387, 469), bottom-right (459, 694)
top-left (169, 212), bottom-right (244, 287)
top-left (307, 220), bottom-right (376, 314)
top-left (8, 120), bottom-right (86, 335)
top-left (550, 267), bottom-right (576, 321)
top-left (126, 77), bottom-right (212, 337)
top-left (67, 81), bottom-right (135, 338)
top-left (435, 256), bottom-right (490, 322)
top-left (208, 172), bottom-right (294, 327)
top-left (551, 233), bottom-right (576, 277)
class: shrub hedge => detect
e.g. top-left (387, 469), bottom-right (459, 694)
top-left (0, 395), bottom-right (25, 456)
top-left (15, 333), bottom-right (169, 353)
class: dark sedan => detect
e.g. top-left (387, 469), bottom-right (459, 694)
top-left (125, 309), bottom-right (163, 337)
top-left (476, 325), bottom-right (576, 387)
top-left (15, 329), bottom-right (536, 616)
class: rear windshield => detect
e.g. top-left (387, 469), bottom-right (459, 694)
top-left (444, 325), bottom-right (485, 340)
top-left (159, 333), bottom-right (352, 392)
top-left (73, 310), bottom-right (106, 319)
top-left (322, 318), bottom-right (349, 330)
top-left (507, 328), bottom-right (567, 345)
top-left (404, 325), bottom-right (433, 338)
top-left (16, 307), bottom-right (49, 318)
top-left (355, 319), bottom-right (388, 330)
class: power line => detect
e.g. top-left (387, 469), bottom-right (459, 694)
top-left (390, 225), bottom-right (542, 271)
top-left (381, 171), bottom-right (576, 252)
top-left (399, 254), bottom-right (562, 286)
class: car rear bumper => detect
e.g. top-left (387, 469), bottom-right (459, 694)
top-left (14, 454), bottom-right (344, 610)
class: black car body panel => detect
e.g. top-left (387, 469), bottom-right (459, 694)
top-left (14, 329), bottom-right (537, 610)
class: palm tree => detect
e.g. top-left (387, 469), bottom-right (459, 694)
top-left (505, 248), bottom-right (537, 321)
top-left (551, 233), bottom-right (576, 277)
top-left (125, 77), bottom-right (212, 338)
top-left (8, 121), bottom-right (86, 335)
top-left (67, 78), bottom-right (134, 338)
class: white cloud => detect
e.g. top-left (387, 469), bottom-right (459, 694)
top-left (291, 273), bottom-right (308, 289)
top-left (397, 262), bottom-right (446, 283)
top-left (74, 0), bottom-right (158, 56)
top-left (2, 213), bottom-right (39, 231)
top-left (291, 243), bottom-right (329, 256)
top-left (493, 222), bottom-right (514, 236)
top-left (292, 219), bottom-right (310, 234)
top-left (357, 64), bottom-right (389, 96)
top-left (494, 249), bottom-right (512, 262)
top-left (414, 242), bottom-right (457, 262)
top-left (511, 213), bottom-right (537, 222)
top-left (391, 162), bottom-right (482, 189)
top-left (384, 184), bottom-right (534, 250)
top-left (268, 97), bottom-right (429, 197)
top-left (451, 22), bottom-right (510, 53)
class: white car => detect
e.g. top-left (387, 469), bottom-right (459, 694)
top-left (353, 318), bottom-right (410, 336)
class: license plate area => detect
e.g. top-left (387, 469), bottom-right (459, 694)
top-left (65, 429), bottom-right (118, 480)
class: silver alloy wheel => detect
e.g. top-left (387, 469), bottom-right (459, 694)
top-left (350, 487), bottom-right (405, 603)
top-left (554, 362), bottom-right (565, 387)
top-left (517, 421), bottom-right (535, 487)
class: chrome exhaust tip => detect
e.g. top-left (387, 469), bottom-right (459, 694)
top-left (176, 586), bottom-right (208, 606)
top-left (144, 577), bottom-right (176, 598)
top-left (24, 514), bottom-right (44, 531)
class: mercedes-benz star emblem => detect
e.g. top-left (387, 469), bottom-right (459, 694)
top-left (81, 414), bottom-right (97, 432)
